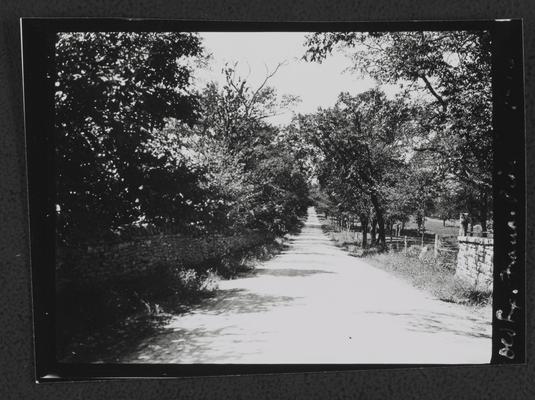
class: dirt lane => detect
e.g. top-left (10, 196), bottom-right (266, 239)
top-left (119, 207), bottom-right (492, 364)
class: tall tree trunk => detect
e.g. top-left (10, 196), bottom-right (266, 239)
top-left (377, 215), bottom-right (386, 248)
top-left (360, 214), bottom-right (368, 248)
top-left (370, 193), bottom-right (386, 248)
top-left (370, 217), bottom-right (377, 246)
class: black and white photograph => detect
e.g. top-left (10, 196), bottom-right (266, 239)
top-left (20, 20), bottom-right (525, 379)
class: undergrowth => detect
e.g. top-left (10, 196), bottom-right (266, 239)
top-left (322, 223), bottom-right (491, 308)
top-left (57, 236), bottom-right (288, 362)
top-left (365, 252), bottom-right (492, 307)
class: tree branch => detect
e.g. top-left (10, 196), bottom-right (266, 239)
top-left (247, 61), bottom-right (286, 114)
top-left (419, 74), bottom-right (447, 111)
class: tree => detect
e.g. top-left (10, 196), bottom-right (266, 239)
top-left (434, 181), bottom-right (465, 226)
top-left (55, 32), bottom-right (204, 244)
top-left (160, 64), bottom-right (310, 236)
top-left (295, 89), bottom-right (413, 248)
top-left (304, 31), bottom-right (493, 230)
top-left (197, 63), bottom-right (287, 150)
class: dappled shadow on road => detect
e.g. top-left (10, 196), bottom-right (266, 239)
top-left (61, 311), bottom-right (177, 363)
top-left (68, 289), bottom-right (299, 363)
top-left (280, 250), bottom-right (340, 256)
top-left (189, 288), bottom-right (298, 316)
top-left (253, 267), bottom-right (334, 277)
top-left (364, 309), bottom-right (492, 339)
top-left (121, 288), bottom-right (301, 363)
top-left (129, 323), bottom-right (270, 363)
top-left (289, 235), bottom-right (329, 241)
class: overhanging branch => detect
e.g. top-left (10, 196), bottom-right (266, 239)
top-left (419, 74), bottom-right (447, 111)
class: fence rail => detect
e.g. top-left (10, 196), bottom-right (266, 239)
top-left (464, 231), bottom-right (494, 238)
top-left (320, 213), bottom-right (493, 260)
top-left (331, 228), bottom-right (461, 259)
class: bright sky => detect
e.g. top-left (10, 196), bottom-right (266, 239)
top-left (192, 32), bottom-right (399, 126)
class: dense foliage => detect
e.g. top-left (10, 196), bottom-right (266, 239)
top-left (55, 32), bottom-right (206, 243)
top-left (301, 30), bottom-right (493, 245)
top-left (163, 65), bottom-right (309, 236)
top-left (292, 89), bottom-right (416, 247)
top-left (55, 31), bottom-right (492, 249)
top-left (55, 34), bottom-right (309, 245)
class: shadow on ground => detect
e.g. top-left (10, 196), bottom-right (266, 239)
top-left (253, 267), bottom-right (334, 277)
top-left (192, 288), bottom-right (298, 315)
top-left (121, 288), bottom-right (302, 363)
top-left (364, 309), bottom-right (492, 339)
top-left (62, 286), bottom-right (300, 363)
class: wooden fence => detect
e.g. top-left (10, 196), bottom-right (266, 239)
top-left (386, 233), bottom-right (457, 256)
top-left (320, 212), bottom-right (492, 262)
top-left (334, 229), bottom-right (459, 259)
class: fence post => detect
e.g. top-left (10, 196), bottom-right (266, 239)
top-left (421, 229), bottom-right (425, 247)
top-left (434, 233), bottom-right (438, 258)
top-left (404, 235), bottom-right (407, 253)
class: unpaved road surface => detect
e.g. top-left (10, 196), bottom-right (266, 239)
top-left (119, 207), bottom-right (492, 364)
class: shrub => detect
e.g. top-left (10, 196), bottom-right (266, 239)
top-left (165, 267), bottom-right (219, 297)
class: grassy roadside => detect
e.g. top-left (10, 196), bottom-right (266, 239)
top-left (364, 252), bottom-right (492, 307)
top-left (322, 223), bottom-right (491, 308)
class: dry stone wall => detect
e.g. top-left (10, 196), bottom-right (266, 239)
top-left (455, 236), bottom-right (493, 291)
top-left (56, 231), bottom-right (270, 288)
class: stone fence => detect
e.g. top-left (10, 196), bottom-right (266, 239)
top-left (56, 231), bottom-right (271, 288)
top-left (455, 236), bottom-right (493, 291)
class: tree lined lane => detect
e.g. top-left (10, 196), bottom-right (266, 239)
top-left (120, 207), bottom-right (491, 364)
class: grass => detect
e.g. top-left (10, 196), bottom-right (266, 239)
top-left (365, 251), bottom-right (492, 307)
top-left (321, 220), bottom-right (491, 308)
top-left (404, 216), bottom-right (459, 236)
